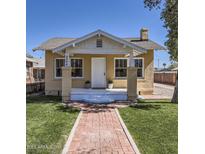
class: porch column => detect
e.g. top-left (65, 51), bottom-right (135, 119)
top-left (127, 52), bottom-right (137, 101)
top-left (62, 51), bottom-right (72, 102)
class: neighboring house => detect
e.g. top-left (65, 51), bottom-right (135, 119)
top-left (26, 54), bottom-right (45, 83)
top-left (33, 58), bottom-right (45, 82)
top-left (33, 29), bottom-right (165, 102)
top-left (26, 55), bottom-right (37, 83)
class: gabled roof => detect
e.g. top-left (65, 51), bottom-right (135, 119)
top-left (51, 30), bottom-right (147, 53)
top-left (33, 29), bottom-right (166, 52)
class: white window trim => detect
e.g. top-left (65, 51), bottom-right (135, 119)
top-left (54, 57), bottom-right (84, 79)
top-left (114, 58), bottom-right (128, 79)
top-left (133, 57), bottom-right (144, 78)
top-left (114, 57), bottom-right (144, 79)
top-left (54, 58), bottom-right (65, 79)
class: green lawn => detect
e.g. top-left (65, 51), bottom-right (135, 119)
top-left (26, 96), bottom-right (80, 154)
top-left (119, 100), bottom-right (178, 154)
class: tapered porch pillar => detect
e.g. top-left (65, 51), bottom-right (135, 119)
top-left (62, 51), bottom-right (72, 102)
top-left (62, 67), bottom-right (72, 102)
top-left (127, 52), bottom-right (137, 101)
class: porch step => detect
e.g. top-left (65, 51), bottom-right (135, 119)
top-left (70, 89), bottom-right (127, 102)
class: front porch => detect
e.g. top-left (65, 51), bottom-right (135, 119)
top-left (70, 88), bottom-right (128, 102)
top-left (55, 30), bottom-right (147, 102)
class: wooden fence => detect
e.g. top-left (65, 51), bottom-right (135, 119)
top-left (26, 82), bottom-right (45, 94)
top-left (154, 72), bottom-right (177, 85)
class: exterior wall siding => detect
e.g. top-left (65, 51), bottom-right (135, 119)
top-left (45, 51), bottom-right (63, 95)
top-left (45, 50), bottom-right (154, 95)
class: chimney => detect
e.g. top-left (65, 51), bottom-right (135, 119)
top-left (140, 28), bottom-right (148, 40)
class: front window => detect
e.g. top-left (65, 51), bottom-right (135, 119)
top-left (55, 58), bottom-right (83, 78)
top-left (134, 58), bottom-right (144, 78)
top-left (71, 59), bottom-right (83, 77)
top-left (55, 59), bottom-right (65, 78)
top-left (115, 58), bottom-right (127, 78)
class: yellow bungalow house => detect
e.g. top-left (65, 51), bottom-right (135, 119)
top-left (33, 29), bottom-right (165, 102)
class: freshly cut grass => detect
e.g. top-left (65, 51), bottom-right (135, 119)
top-left (119, 100), bottom-right (178, 154)
top-left (26, 96), bottom-right (79, 154)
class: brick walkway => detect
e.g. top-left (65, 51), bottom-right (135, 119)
top-left (67, 107), bottom-right (136, 154)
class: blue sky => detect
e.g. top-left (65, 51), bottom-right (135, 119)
top-left (27, 0), bottom-right (170, 68)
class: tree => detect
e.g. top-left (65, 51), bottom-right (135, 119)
top-left (143, 0), bottom-right (178, 103)
top-left (163, 63), bottom-right (167, 70)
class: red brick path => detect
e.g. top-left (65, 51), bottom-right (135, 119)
top-left (67, 107), bottom-right (135, 154)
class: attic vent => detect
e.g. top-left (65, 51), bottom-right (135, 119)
top-left (96, 39), bottom-right (102, 48)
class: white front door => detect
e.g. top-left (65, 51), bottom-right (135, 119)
top-left (91, 58), bottom-right (106, 88)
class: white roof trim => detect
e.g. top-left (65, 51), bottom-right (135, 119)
top-left (52, 29), bottom-right (147, 53)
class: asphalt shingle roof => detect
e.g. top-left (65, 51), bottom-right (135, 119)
top-left (33, 37), bottom-right (75, 51)
top-left (124, 38), bottom-right (166, 50)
